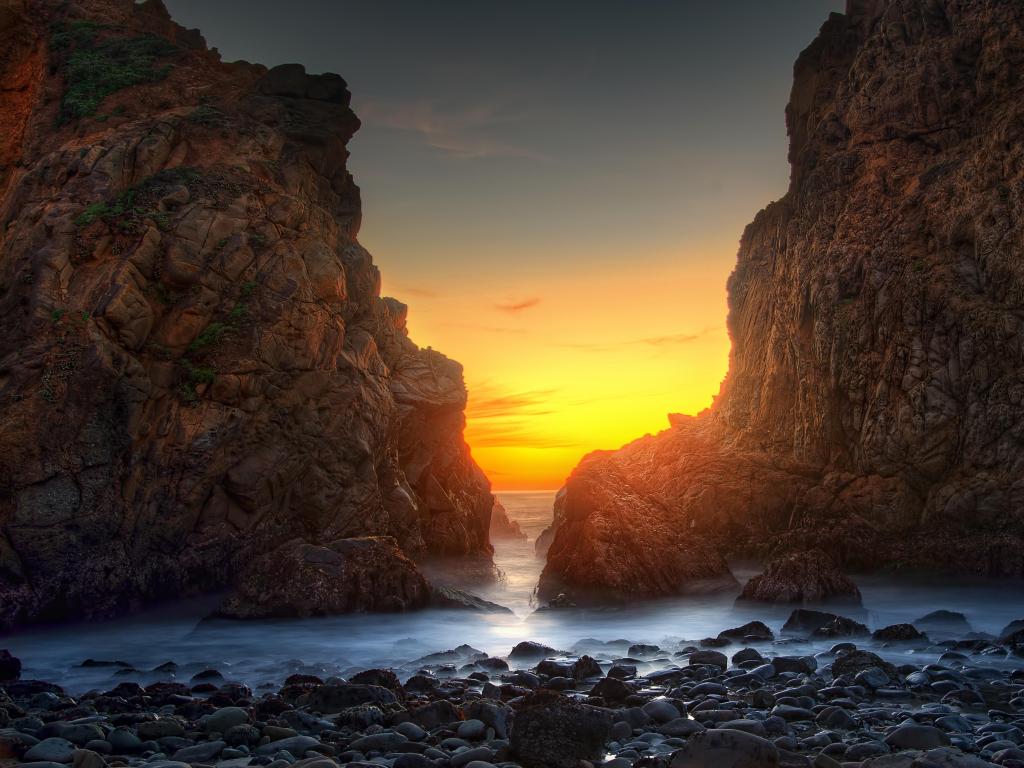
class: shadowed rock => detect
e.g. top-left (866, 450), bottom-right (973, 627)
top-left (737, 551), bottom-right (861, 606)
top-left (214, 537), bottom-right (431, 618)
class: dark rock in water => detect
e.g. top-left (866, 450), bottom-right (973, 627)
top-left (689, 650), bottom-right (728, 670)
top-left (510, 693), bottom-right (612, 768)
top-left (1000, 618), bottom-right (1024, 641)
top-left (914, 610), bottom-right (972, 634)
top-left (771, 656), bottom-right (816, 675)
top-left (573, 655), bottom-right (603, 680)
top-left (738, 551), bottom-right (861, 606)
top-left (719, 621), bottom-right (774, 642)
top-left (872, 623), bottom-right (927, 642)
top-left (668, 727), bottom-right (780, 768)
top-left (215, 537), bottom-right (431, 619)
top-left (589, 676), bottom-right (634, 702)
top-left (782, 609), bottom-right (839, 635)
top-left (0, 651), bottom-right (21, 681)
top-left (490, 499), bottom-right (526, 540)
top-left (627, 643), bottom-right (661, 657)
top-left (699, 636), bottom-right (731, 648)
top-left (831, 651), bottom-right (897, 682)
top-left (509, 642), bottom-right (559, 660)
top-left (430, 586), bottom-right (513, 614)
top-left (348, 669), bottom-right (404, 697)
top-left (812, 616), bottom-right (869, 638)
top-left (79, 659), bottom-right (131, 669)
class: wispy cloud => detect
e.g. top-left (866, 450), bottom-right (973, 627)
top-left (359, 100), bottom-right (545, 160)
top-left (464, 384), bottom-right (576, 449)
top-left (443, 323), bottom-right (528, 335)
top-left (555, 325), bottom-right (723, 352)
top-left (495, 297), bottom-right (541, 313)
top-left (390, 284), bottom-right (438, 299)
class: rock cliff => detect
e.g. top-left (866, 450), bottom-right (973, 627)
top-left (0, 0), bottom-right (493, 627)
top-left (541, 0), bottom-right (1024, 600)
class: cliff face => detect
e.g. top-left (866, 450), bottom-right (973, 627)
top-left (541, 0), bottom-right (1024, 599)
top-left (0, 0), bottom-right (493, 627)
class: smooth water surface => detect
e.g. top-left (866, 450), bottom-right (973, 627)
top-left (6, 490), bottom-right (1024, 694)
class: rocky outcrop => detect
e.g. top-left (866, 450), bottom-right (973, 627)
top-left (489, 498), bottom-right (526, 540)
top-left (0, 0), bottom-right (493, 627)
top-left (737, 550), bottom-right (862, 605)
top-left (541, 0), bottom-right (1024, 600)
top-left (215, 537), bottom-right (431, 619)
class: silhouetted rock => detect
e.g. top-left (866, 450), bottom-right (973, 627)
top-left (737, 551), bottom-right (861, 606)
top-left (914, 610), bottom-right (972, 634)
top-left (831, 650), bottom-right (897, 683)
top-left (873, 623), bottom-right (927, 642)
top-left (0, 650), bottom-right (21, 680)
top-left (782, 609), bottom-right (840, 635)
top-left (718, 621), bottom-right (774, 642)
top-left (812, 616), bottom-right (869, 639)
top-left (490, 499), bottom-right (526, 540)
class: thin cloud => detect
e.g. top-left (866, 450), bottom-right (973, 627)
top-left (555, 325), bottom-right (723, 352)
top-left (443, 323), bottom-right (528, 335)
top-left (359, 99), bottom-right (546, 160)
top-left (495, 297), bottom-right (541, 313)
top-left (464, 384), bottom-right (574, 449)
top-left (466, 387), bottom-right (557, 419)
top-left (391, 284), bottom-right (438, 299)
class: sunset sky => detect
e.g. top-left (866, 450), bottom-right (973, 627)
top-left (166, 0), bottom-right (843, 490)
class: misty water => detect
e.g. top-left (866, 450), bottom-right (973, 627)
top-left (7, 490), bottom-right (1024, 695)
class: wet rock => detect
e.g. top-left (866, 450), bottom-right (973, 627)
top-left (689, 651), bottom-right (728, 670)
top-left (668, 727), bottom-right (780, 767)
top-left (490, 499), bottom-right (526, 540)
top-left (304, 683), bottom-right (397, 713)
top-left (348, 669), bottom-right (404, 696)
top-left (24, 738), bottom-right (76, 764)
top-left (508, 642), bottom-right (558, 661)
top-left (811, 616), bottom-right (869, 638)
top-left (873, 624), bottom-right (927, 642)
top-left (831, 650), bottom-right (897, 682)
top-left (171, 740), bottom-right (226, 762)
top-left (719, 621), bottom-right (774, 642)
top-left (781, 609), bottom-right (840, 635)
top-left (204, 706), bottom-right (249, 733)
top-left (885, 724), bottom-right (950, 750)
top-left (510, 695), bottom-right (612, 768)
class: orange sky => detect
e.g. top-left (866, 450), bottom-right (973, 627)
top-left (382, 244), bottom-right (733, 490)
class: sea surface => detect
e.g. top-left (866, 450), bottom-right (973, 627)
top-left (5, 490), bottom-right (1024, 694)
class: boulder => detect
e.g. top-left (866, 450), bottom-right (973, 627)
top-left (0, 651), bottom-right (20, 680)
top-left (689, 650), bottom-right (728, 670)
top-left (718, 621), bottom-right (774, 642)
top-left (738, 551), bottom-right (861, 606)
top-left (781, 609), bottom-right (839, 635)
top-left (668, 728), bottom-right (780, 768)
top-left (811, 616), bottom-right (869, 638)
top-left (508, 641), bottom-right (559, 661)
top-left (215, 537), bottom-right (432, 618)
top-left (913, 611), bottom-right (972, 635)
top-left (510, 694), bottom-right (612, 768)
top-left (872, 624), bottom-right (926, 642)
top-left (831, 650), bottom-right (897, 682)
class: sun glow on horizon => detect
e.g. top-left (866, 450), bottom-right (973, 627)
top-left (383, 246), bottom-right (733, 491)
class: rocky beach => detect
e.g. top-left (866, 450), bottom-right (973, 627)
top-left (3, 601), bottom-right (1024, 768)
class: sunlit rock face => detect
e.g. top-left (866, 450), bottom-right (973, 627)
top-left (0, 0), bottom-right (492, 627)
top-left (541, 0), bottom-right (1024, 599)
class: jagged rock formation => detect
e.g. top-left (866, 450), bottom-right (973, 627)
top-left (0, 0), bottom-right (493, 627)
top-left (541, 0), bottom-right (1024, 600)
top-left (490, 498), bottom-right (526, 540)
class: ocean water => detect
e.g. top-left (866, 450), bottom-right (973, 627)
top-left (5, 489), bottom-right (1024, 694)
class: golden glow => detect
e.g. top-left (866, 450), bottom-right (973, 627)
top-left (382, 241), bottom-right (733, 491)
